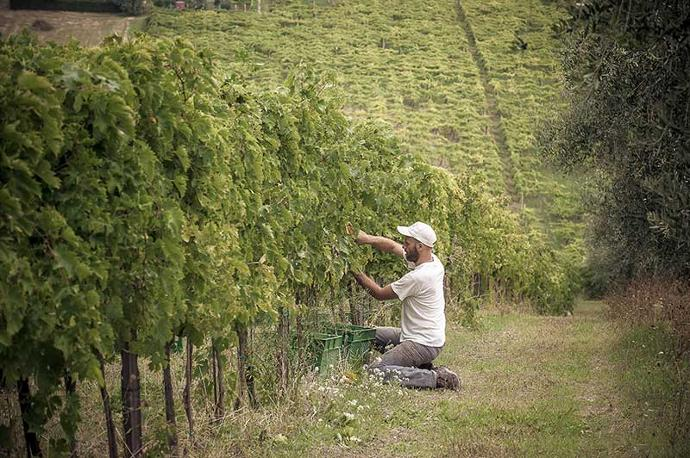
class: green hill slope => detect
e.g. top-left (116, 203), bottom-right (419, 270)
top-left (460, 0), bottom-right (584, 244)
top-left (148, 1), bottom-right (507, 189)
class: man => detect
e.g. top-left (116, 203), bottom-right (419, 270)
top-left (349, 221), bottom-right (460, 391)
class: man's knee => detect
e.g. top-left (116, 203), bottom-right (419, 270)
top-left (374, 327), bottom-right (400, 352)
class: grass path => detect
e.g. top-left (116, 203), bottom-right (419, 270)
top-left (249, 301), bottom-right (640, 457)
top-left (172, 301), bottom-right (639, 457)
top-left (425, 301), bottom-right (629, 456)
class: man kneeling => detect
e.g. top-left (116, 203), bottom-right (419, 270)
top-left (350, 222), bottom-right (460, 391)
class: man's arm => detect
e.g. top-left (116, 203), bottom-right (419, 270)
top-left (347, 223), bottom-right (404, 258)
top-left (353, 272), bottom-right (398, 301)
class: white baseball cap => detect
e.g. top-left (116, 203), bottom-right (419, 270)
top-left (397, 221), bottom-right (437, 248)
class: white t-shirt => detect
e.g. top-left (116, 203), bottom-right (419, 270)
top-left (391, 254), bottom-right (446, 347)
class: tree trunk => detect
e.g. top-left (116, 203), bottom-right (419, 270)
top-left (17, 378), bottom-right (41, 457)
top-left (211, 341), bottom-right (225, 420)
top-left (98, 356), bottom-right (118, 458)
top-left (163, 341), bottom-right (179, 456)
top-left (0, 371), bottom-right (26, 457)
top-left (183, 338), bottom-right (194, 449)
top-left (63, 374), bottom-right (78, 457)
top-left (120, 344), bottom-right (143, 457)
top-left (277, 305), bottom-right (290, 396)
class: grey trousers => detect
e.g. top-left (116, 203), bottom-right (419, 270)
top-left (368, 327), bottom-right (442, 389)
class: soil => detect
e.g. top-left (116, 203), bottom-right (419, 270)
top-left (0, 7), bottom-right (138, 46)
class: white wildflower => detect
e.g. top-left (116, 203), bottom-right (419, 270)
top-left (273, 434), bottom-right (287, 444)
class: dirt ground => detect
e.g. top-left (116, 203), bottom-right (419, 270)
top-left (0, 7), bottom-right (140, 46)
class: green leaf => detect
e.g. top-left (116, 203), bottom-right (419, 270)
top-left (34, 159), bottom-right (61, 189)
top-left (52, 245), bottom-right (79, 278)
top-left (17, 71), bottom-right (53, 92)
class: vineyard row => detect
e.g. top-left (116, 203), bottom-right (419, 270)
top-left (0, 33), bottom-right (578, 455)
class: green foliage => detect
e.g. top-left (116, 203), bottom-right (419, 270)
top-left (542, 0), bottom-right (690, 288)
top-left (113, 0), bottom-right (152, 15)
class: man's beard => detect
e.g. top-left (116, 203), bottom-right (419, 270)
top-left (404, 247), bottom-right (419, 263)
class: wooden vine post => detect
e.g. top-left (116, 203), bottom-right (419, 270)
top-left (63, 373), bottom-right (78, 457)
top-left (163, 341), bottom-right (179, 456)
top-left (233, 324), bottom-right (247, 410)
top-left (183, 338), bottom-right (194, 449)
top-left (233, 324), bottom-right (257, 410)
top-left (0, 373), bottom-right (26, 457)
top-left (349, 282), bottom-right (363, 326)
top-left (121, 344), bottom-right (143, 457)
top-left (211, 340), bottom-right (225, 421)
top-left (276, 305), bottom-right (290, 396)
top-left (98, 355), bottom-right (118, 458)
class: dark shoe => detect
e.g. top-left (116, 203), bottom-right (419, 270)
top-left (434, 366), bottom-right (460, 391)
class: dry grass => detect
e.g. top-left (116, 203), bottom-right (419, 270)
top-left (404, 301), bottom-right (633, 457)
top-left (606, 277), bottom-right (690, 354)
top-left (604, 278), bottom-right (690, 455)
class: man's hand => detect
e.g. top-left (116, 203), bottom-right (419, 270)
top-left (346, 223), bottom-right (404, 257)
top-left (346, 222), bottom-right (369, 245)
top-left (353, 272), bottom-right (367, 286)
top-left (352, 271), bottom-right (398, 301)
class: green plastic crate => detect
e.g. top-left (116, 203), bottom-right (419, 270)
top-left (328, 324), bottom-right (376, 367)
top-left (310, 333), bottom-right (343, 375)
top-left (344, 324), bottom-right (376, 365)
